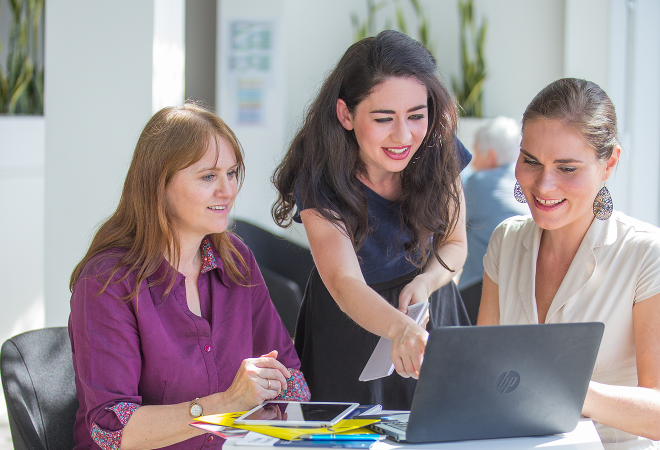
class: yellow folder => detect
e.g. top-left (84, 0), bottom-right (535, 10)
top-left (194, 412), bottom-right (379, 440)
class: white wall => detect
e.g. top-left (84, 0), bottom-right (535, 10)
top-left (44, 2), bottom-right (156, 326)
top-left (0, 117), bottom-right (45, 423)
top-left (0, 118), bottom-right (45, 340)
top-left (617, 0), bottom-right (660, 225)
top-left (478, 1), bottom-right (565, 120)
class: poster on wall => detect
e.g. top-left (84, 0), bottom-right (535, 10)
top-left (228, 21), bottom-right (275, 127)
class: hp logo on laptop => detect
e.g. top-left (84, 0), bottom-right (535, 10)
top-left (495, 370), bottom-right (520, 393)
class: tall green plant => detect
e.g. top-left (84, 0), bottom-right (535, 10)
top-left (0, 0), bottom-right (45, 114)
top-left (451, 0), bottom-right (486, 117)
top-left (351, 0), bottom-right (433, 55)
top-left (351, 0), bottom-right (389, 42)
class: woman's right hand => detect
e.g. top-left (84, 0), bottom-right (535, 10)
top-left (216, 350), bottom-right (291, 413)
top-left (389, 317), bottom-right (429, 379)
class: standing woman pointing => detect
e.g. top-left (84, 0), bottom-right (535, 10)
top-left (272, 30), bottom-right (471, 410)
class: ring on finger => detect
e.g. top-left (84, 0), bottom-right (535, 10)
top-left (267, 379), bottom-right (271, 389)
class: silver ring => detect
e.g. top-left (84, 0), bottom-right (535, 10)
top-left (267, 379), bottom-right (271, 389)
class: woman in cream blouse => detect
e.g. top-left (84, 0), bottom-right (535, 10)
top-left (478, 78), bottom-right (660, 449)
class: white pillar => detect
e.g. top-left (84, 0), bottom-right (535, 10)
top-left (624, 0), bottom-right (660, 225)
top-left (153, 0), bottom-right (186, 113)
top-left (44, 1), bottom-right (184, 326)
top-left (564, 0), bottom-right (660, 226)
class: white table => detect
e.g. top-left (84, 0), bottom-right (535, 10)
top-left (223, 418), bottom-right (604, 450)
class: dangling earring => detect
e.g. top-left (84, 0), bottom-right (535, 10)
top-left (514, 181), bottom-right (527, 203)
top-left (593, 185), bottom-right (613, 220)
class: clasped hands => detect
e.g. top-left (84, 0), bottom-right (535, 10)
top-left (217, 350), bottom-right (290, 413)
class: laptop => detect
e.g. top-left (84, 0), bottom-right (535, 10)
top-left (369, 323), bottom-right (603, 443)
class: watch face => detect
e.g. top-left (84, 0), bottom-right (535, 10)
top-left (191, 404), bottom-right (203, 418)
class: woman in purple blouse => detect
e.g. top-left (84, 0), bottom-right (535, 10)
top-left (68, 103), bottom-right (310, 450)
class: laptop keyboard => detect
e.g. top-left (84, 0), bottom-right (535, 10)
top-left (370, 420), bottom-right (408, 433)
top-left (385, 420), bottom-right (408, 432)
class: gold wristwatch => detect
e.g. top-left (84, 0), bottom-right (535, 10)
top-left (189, 398), bottom-right (203, 418)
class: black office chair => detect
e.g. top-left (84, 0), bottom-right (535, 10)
top-left (1, 327), bottom-right (78, 450)
top-left (231, 219), bottom-right (315, 337)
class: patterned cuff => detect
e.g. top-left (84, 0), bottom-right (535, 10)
top-left (275, 368), bottom-right (311, 401)
top-left (90, 402), bottom-right (140, 450)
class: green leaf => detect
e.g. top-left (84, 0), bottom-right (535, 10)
top-left (0, 68), bottom-right (8, 112)
top-left (8, 58), bottom-right (33, 113)
top-left (409, 0), bottom-right (422, 16)
top-left (455, 0), bottom-right (486, 117)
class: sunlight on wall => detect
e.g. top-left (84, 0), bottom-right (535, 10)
top-left (8, 296), bottom-right (45, 341)
top-left (152, 0), bottom-right (185, 113)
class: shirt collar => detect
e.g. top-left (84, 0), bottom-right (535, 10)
top-left (200, 235), bottom-right (231, 288)
top-left (585, 213), bottom-right (618, 248)
top-left (200, 236), bottom-right (218, 273)
top-left (521, 218), bottom-right (541, 251)
top-left (521, 214), bottom-right (618, 251)
top-left (146, 236), bottom-right (230, 305)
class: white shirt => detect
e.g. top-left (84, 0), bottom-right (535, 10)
top-left (484, 211), bottom-right (660, 449)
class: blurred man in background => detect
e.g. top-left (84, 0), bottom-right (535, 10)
top-left (459, 116), bottom-right (529, 324)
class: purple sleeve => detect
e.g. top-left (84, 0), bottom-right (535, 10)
top-left (69, 262), bottom-right (143, 447)
top-left (274, 369), bottom-right (310, 401)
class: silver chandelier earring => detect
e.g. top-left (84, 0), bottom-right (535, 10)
top-left (514, 181), bottom-right (527, 203)
top-left (593, 185), bottom-right (613, 220)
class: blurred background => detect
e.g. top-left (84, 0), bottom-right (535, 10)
top-left (0, 0), bottom-right (658, 434)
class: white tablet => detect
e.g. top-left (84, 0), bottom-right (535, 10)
top-left (359, 301), bottom-right (429, 381)
top-left (233, 401), bottom-right (359, 427)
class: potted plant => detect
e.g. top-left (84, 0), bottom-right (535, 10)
top-left (450, 0), bottom-right (488, 163)
top-left (1, 0), bottom-right (44, 114)
top-left (0, 0), bottom-right (45, 162)
top-left (452, 0), bottom-right (486, 118)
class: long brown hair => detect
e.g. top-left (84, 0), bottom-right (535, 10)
top-left (70, 102), bottom-right (249, 303)
top-left (272, 30), bottom-right (461, 270)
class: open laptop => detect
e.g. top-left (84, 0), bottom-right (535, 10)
top-left (369, 323), bottom-right (603, 443)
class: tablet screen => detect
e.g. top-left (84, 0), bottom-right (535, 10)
top-left (236, 401), bottom-right (358, 426)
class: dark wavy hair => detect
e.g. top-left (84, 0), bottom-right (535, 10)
top-left (272, 30), bottom-right (461, 270)
top-left (522, 78), bottom-right (620, 162)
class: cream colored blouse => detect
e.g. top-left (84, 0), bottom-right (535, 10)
top-left (484, 211), bottom-right (660, 449)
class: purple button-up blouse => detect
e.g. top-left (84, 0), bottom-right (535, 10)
top-left (69, 234), bottom-right (309, 450)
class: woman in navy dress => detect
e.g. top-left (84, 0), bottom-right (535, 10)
top-left (272, 30), bottom-right (471, 410)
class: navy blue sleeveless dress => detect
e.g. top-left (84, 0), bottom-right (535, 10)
top-left (293, 142), bottom-right (472, 410)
